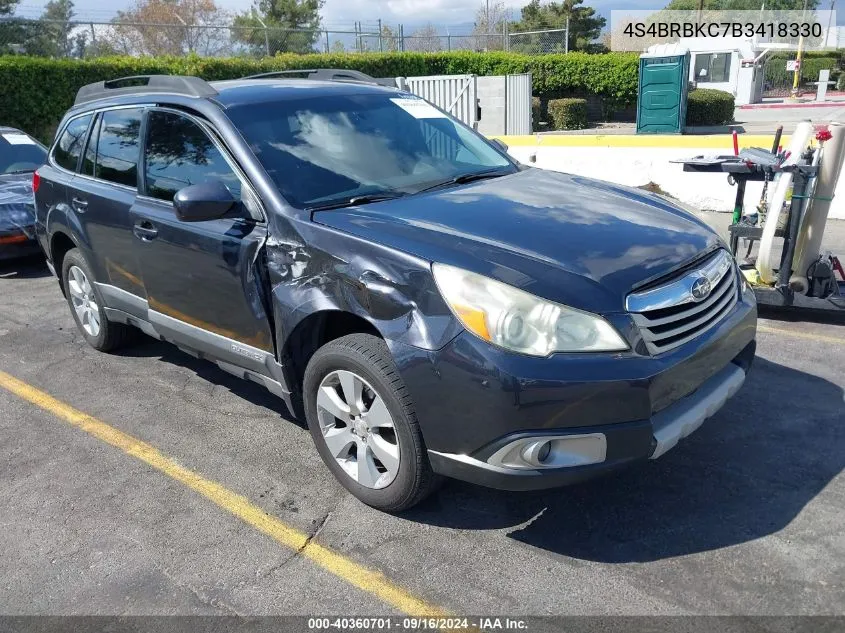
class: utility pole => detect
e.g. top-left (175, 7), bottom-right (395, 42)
top-left (791, 0), bottom-right (809, 98)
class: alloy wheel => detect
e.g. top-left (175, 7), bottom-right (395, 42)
top-left (67, 265), bottom-right (100, 338)
top-left (315, 369), bottom-right (401, 489)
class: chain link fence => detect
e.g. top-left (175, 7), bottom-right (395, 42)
top-left (0, 17), bottom-right (570, 58)
top-left (508, 28), bottom-right (569, 55)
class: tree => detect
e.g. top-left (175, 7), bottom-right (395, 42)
top-left (378, 23), bottom-right (399, 52)
top-left (663, 0), bottom-right (816, 8)
top-left (405, 23), bottom-right (442, 52)
top-left (0, 0), bottom-right (25, 54)
top-left (510, 0), bottom-right (605, 52)
top-left (106, 0), bottom-right (233, 56)
top-left (232, 0), bottom-right (323, 56)
top-left (472, 1), bottom-right (509, 50)
top-left (24, 0), bottom-right (75, 57)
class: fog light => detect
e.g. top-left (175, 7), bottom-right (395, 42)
top-left (489, 433), bottom-right (607, 470)
top-left (537, 441), bottom-right (551, 463)
top-left (520, 440), bottom-right (554, 466)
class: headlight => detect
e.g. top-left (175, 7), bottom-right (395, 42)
top-left (432, 263), bottom-right (628, 356)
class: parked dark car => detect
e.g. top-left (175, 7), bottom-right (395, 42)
top-left (34, 73), bottom-right (757, 511)
top-left (1, 127), bottom-right (47, 260)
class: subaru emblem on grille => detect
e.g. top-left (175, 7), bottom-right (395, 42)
top-left (690, 276), bottom-right (712, 301)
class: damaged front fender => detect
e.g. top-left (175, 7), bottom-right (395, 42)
top-left (265, 219), bottom-right (463, 356)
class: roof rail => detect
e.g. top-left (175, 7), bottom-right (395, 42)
top-left (241, 68), bottom-right (397, 87)
top-left (74, 75), bottom-right (218, 106)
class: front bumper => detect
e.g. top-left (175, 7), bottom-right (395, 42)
top-left (392, 284), bottom-right (757, 491)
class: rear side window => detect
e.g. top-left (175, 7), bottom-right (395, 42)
top-left (81, 114), bottom-right (101, 177)
top-left (53, 115), bottom-right (92, 172)
top-left (94, 109), bottom-right (143, 188)
top-left (143, 110), bottom-right (242, 202)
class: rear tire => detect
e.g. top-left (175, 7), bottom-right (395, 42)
top-left (303, 333), bottom-right (439, 512)
top-left (61, 248), bottom-right (135, 352)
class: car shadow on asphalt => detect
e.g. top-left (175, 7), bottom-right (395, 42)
top-left (116, 337), bottom-right (302, 427)
top-left (0, 255), bottom-right (51, 279)
top-left (405, 356), bottom-right (845, 563)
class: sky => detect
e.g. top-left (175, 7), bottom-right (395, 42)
top-left (14, 0), bottom-right (661, 27)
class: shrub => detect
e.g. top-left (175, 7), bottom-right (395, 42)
top-left (531, 96), bottom-right (542, 131)
top-left (764, 54), bottom-right (839, 86)
top-left (0, 52), bottom-right (641, 143)
top-left (838, 73), bottom-right (845, 92)
top-left (686, 88), bottom-right (734, 126)
top-left (547, 98), bottom-right (587, 130)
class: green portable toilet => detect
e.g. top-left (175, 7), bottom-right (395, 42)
top-left (636, 44), bottom-right (690, 134)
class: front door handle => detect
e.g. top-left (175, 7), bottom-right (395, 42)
top-left (71, 197), bottom-right (88, 212)
top-left (133, 221), bottom-right (158, 241)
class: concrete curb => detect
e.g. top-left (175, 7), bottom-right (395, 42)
top-left (494, 134), bottom-right (789, 149)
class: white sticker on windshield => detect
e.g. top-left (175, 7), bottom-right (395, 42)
top-left (390, 98), bottom-right (448, 119)
top-left (2, 133), bottom-right (36, 145)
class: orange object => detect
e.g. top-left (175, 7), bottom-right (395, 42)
top-left (0, 232), bottom-right (29, 245)
top-left (454, 305), bottom-right (491, 341)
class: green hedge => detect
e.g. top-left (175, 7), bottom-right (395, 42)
top-left (764, 53), bottom-right (839, 86)
top-left (531, 96), bottom-right (542, 131)
top-left (548, 98), bottom-right (587, 130)
top-left (686, 88), bottom-right (734, 126)
top-left (0, 52), bottom-right (640, 143)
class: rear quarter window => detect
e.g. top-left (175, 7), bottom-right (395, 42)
top-left (53, 115), bottom-right (92, 172)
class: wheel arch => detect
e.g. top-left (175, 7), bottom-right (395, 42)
top-left (281, 309), bottom-right (382, 401)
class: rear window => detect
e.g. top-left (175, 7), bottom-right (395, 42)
top-left (53, 115), bottom-right (92, 172)
top-left (0, 131), bottom-right (47, 175)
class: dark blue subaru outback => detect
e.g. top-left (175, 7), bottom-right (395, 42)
top-left (34, 72), bottom-right (757, 511)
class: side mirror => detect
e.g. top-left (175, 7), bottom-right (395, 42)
top-left (491, 138), bottom-right (508, 153)
top-left (173, 180), bottom-right (235, 222)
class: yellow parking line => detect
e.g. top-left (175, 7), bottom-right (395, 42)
top-left (757, 325), bottom-right (845, 345)
top-left (0, 369), bottom-right (448, 617)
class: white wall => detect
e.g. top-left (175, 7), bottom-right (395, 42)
top-left (505, 144), bottom-right (845, 220)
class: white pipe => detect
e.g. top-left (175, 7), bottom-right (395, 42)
top-left (792, 122), bottom-right (845, 280)
top-left (757, 120), bottom-right (815, 284)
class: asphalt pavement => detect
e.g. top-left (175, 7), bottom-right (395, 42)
top-left (0, 216), bottom-right (843, 617)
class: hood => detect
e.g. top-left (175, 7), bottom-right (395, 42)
top-left (0, 173), bottom-right (36, 237)
top-left (314, 168), bottom-right (722, 314)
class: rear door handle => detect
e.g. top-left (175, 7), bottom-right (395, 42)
top-left (71, 197), bottom-right (88, 212)
top-left (133, 220), bottom-right (158, 241)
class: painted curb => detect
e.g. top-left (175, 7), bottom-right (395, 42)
top-left (494, 134), bottom-right (790, 149)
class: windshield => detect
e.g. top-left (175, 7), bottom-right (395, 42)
top-left (0, 131), bottom-right (47, 174)
top-left (226, 93), bottom-right (515, 208)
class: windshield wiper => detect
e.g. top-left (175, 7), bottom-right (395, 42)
top-left (3, 169), bottom-right (35, 175)
top-left (306, 192), bottom-right (406, 212)
top-left (415, 168), bottom-right (512, 194)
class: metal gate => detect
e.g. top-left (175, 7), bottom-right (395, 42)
top-left (505, 73), bottom-right (532, 135)
top-left (402, 75), bottom-right (479, 128)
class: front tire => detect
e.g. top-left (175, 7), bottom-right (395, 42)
top-left (61, 248), bottom-right (134, 352)
top-left (303, 333), bottom-right (439, 512)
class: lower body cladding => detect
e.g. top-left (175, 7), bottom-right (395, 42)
top-left (391, 291), bottom-right (757, 491)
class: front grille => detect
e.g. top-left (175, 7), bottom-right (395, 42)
top-left (627, 250), bottom-right (738, 355)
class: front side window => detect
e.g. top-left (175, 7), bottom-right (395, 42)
top-left (226, 93), bottom-right (514, 208)
top-left (695, 52), bottom-right (732, 83)
top-left (94, 109), bottom-right (143, 188)
top-left (52, 115), bottom-right (92, 172)
top-left (143, 110), bottom-right (242, 203)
